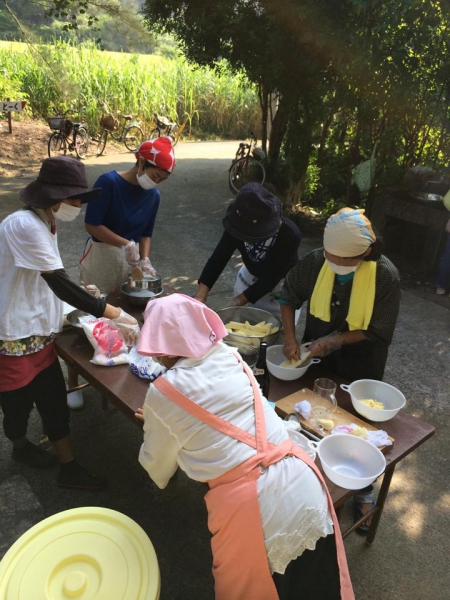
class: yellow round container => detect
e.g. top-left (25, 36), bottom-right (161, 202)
top-left (0, 507), bottom-right (160, 600)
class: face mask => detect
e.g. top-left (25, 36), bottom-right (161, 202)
top-left (53, 203), bottom-right (81, 222)
top-left (137, 172), bottom-right (157, 190)
top-left (326, 259), bottom-right (361, 276)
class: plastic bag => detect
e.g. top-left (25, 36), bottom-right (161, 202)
top-left (80, 316), bottom-right (130, 366)
top-left (129, 346), bottom-right (166, 380)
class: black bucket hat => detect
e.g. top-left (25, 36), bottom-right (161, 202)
top-left (19, 156), bottom-right (101, 209)
top-left (223, 183), bottom-right (282, 242)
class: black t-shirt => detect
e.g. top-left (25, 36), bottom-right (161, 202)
top-left (198, 217), bottom-right (301, 304)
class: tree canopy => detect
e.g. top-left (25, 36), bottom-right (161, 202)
top-left (142, 0), bottom-right (450, 206)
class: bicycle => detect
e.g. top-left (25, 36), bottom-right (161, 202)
top-left (228, 132), bottom-right (266, 194)
top-left (150, 113), bottom-right (187, 146)
top-left (93, 113), bottom-right (144, 157)
top-left (47, 110), bottom-right (89, 160)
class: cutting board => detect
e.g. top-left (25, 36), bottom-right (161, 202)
top-left (275, 388), bottom-right (394, 448)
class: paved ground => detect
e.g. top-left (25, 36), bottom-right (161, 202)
top-left (0, 142), bottom-right (449, 599)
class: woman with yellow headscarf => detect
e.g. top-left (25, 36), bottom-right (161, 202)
top-left (280, 208), bottom-right (400, 382)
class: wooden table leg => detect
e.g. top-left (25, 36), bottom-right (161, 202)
top-left (365, 465), bottom-right (395, 545)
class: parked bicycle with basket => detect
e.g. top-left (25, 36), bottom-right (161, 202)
top-left (229, 132), bottom-right (266, 194)
top-left (93, 113), bottom-right (144, 156)
top-left (150, 113), bottom-right (187, 146)
top-left (47, 110), bottom-right (89, 160)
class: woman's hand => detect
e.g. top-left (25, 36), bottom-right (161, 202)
top-left (283, 338), bottom-right (300, 361)
top-left (194, 283), bottom-right (210, 304)
top-left (112, 309), bottom-right (140, 346)
top-left (135, 407), bottom-right (145, 422)
top-left (308, 333), bottom-right (343, 357)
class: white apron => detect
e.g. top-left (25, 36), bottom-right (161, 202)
top-left (80, 238), bottom-right (129, 294)
top-left (233, 265), bottom-right (283, 317)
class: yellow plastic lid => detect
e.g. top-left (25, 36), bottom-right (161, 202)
top-left (0, 507), bottom-right (160, 600)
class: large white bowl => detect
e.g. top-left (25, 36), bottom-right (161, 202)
top-left (341, 379), bottom-right (406, 422)
top-left (266, 345), bottom-right (320, 381)
top-left (217, 306), bottom-right (281, 348)
top-left (312, 434), bottom-right (386, 490)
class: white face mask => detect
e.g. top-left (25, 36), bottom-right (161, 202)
top-left (326, 259), bottom-right (361, 276)
top-left (53, 202), bottom-right (81, 222)
top-left (136, 172), bottom-right (157, 190)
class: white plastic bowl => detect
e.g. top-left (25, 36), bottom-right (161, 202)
top-left (312, 434), bottom-right (386, 490)
top-left (341, 379), bottom-right (406, 422)
top-left (266, 345), bottom-right (320, 381)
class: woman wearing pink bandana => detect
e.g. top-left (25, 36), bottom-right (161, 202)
top-left (80, 136), bottom-right (176, 294)
top-left (135, 293), bottom-right (354, 600)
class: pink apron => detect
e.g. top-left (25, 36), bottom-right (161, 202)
top-left (153, 356), bottom-right (354, 600)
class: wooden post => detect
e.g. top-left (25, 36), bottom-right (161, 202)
top-left (7, 97), bottom-right (12, 134)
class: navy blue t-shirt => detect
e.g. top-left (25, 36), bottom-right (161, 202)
top-left (85, 171), bottom-right (161, 241)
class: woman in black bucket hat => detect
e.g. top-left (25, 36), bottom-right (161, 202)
top-left (195, 183), bottom-right (301, 316)
top-left (0, 156), bottom-right (140, 490)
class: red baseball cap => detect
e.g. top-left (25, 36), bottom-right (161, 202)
top-left (135, 137), bottom-right (176, 173)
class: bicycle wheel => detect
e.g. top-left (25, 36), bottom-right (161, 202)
top-left (48, 132), bottom-right (67, 158)
top-left (93, 129), bottom-right (108, 157)
top-left (124, 125), bottom-right (144, 152)
top-left (75, 126), bottom-right (89, 159)
top-left (229, 157), bottom-right (266, 194)
top-left (150, 127), bottom-right (161, 139)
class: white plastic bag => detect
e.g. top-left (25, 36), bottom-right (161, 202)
top-left (80, 316), bottom-right (130, 366)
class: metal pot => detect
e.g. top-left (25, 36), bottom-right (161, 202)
top-left (121, 283), bottom-right (163, 307)
top-left (126, 275), bottom-right (162, 292)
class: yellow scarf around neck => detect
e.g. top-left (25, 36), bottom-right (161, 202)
top-left (309, 260), bottom-right (377, 330)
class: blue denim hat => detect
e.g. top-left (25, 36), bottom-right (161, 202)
top-left (223, 183), bottom-right (282, 242)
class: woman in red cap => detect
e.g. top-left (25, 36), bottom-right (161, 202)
top-left (80, 136), bottom-right (176, 294)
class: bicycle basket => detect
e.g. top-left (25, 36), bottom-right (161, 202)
top-left (47, 116), bottom-right (66, 130)
top-left (252, 146), bottom-right (266, 161)
top-left (100, 114), bottom-right (119, 131)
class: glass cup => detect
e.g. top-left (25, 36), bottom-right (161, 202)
top-left (311, 378), bottom-right (337, 433)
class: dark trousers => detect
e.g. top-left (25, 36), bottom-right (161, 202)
top-left (272, 534), bottom-right (341, 600)
top-left (0, 358), bottom-right (70, 442)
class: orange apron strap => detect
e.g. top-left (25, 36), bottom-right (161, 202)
top-left (153, 376), bottom-right (257, 449)
top-left (239, 356), bottom-right (268, 454)
top-left (290, 443), bottom-right (355, 600)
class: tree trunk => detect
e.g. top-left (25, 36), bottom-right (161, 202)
top-left (258, 83), bottom-right (269, 154)
top-left (267, 95), bottom-right (289, 176)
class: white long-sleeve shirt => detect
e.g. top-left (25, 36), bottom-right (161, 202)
top-left (139, 342), bottom-right (333, 573)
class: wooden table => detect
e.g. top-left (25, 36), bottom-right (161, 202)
top-left (56, 292), bottom-right (435, 544)
top-left (270, 365), bottom-right (435, 543)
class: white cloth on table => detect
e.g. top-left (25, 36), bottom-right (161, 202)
top-left (138, 342), bottom-right (333, 574)
top-left (0, 210), bottom-right (64, 340)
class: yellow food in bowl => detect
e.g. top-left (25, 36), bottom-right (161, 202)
top-left (360, 399), bottom-right (385, 409)
top-left (225, 320), bottom-right (280, 337)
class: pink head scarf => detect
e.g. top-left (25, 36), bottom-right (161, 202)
top-left (137, 294), bottom-right (228, 359)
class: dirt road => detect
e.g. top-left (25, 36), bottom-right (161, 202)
top-left (0, 141), bottom-right (449, 600)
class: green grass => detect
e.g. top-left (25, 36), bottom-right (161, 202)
top-left (0, 40), bottom-right (260, 139)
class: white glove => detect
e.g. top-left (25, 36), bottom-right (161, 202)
top-left (112, 309), bottom-right (140, 346)
top-left (123, 240), bottom-right (140, 266)
top-left (139, 257), bottom-right (157, 277)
